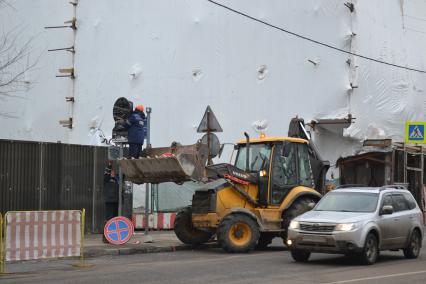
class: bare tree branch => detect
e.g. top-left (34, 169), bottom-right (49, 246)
top-left (0, 0), bottom-right (15, 10)
top-left (0, 1), bottom-right (40, 100)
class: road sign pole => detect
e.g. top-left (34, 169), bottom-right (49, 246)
top-left (145, 107), bottom-right (152, 236)
top-left (207, 110), bottom-right (212, 165)
top-left (118, 144), bottom-right (123, 216)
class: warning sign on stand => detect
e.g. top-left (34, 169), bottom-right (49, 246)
top-left (405, 122), bottom-right (426, 144)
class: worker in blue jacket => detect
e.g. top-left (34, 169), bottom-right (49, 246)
top-left (125, 104), bottom-right (146, 158)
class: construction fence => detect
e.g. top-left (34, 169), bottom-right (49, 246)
top-left (0, 139), bottom-right (198, 232)
top-left (0, 209), bottom-right (89, 274)
top-left (0, 139), bottom-right (108, 233)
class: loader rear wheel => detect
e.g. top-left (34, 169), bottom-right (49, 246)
top-left (217, 214), bottom-right (260, 253)
top-left (282, 196), bottom-right (317, 240)
top-left (174, 207), bottom-right (214, 245)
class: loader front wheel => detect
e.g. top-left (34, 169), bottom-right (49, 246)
top-left (217, 214), bottom-right (260, 253)
top-left (174, 207), bottom-right (214, 245)
top-left (282, 196), bottom-right (317, 241)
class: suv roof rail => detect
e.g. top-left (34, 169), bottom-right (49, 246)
top-left (335, 184), bottom-right (368, 189)
top-left (380, 184), bottom-right (408, 191)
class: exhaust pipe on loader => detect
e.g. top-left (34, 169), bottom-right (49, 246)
top-left (244, 132), bottom-right (250, 172)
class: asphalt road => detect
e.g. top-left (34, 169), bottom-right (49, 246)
top-left (2, 240), bottom-right (426, 284)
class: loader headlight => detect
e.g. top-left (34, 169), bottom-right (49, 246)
top-left (289, 220), bottom-right (300, 229)
top-left (335, 223), bottom-right (356, 232)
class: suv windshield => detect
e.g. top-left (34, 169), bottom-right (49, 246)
top-left (314, 192), bottom-right (379, 213)
top-left (235, 144), bottom-right (272, 172)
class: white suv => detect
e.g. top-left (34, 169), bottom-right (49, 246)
top-left (287, 185), bottom-right (424, 265)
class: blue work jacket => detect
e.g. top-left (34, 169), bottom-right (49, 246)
top-left (126, 111), bottom-right (146, 144)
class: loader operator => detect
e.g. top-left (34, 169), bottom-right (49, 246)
top-left (125, 104), bottom-right (146, 159)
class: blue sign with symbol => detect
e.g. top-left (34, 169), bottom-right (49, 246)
top-left (408, 124), bottom-right (424, 140)
top-left (405, 122), bottom-right (426, 144)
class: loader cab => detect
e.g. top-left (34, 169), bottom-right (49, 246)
top-left (235, 142), bottom-right (272, 205)
top-left (234, 138), bottom-right (314, 206)
top-left (270, 141), bottom-right (314, 205)
top-left (234, 143), bottom-right (272, 173)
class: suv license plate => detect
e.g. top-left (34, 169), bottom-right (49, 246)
top-left (302, 235), bottom-right (327, 243)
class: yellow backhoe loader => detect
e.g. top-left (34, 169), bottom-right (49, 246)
top-left (119, 117), bottom-right (329, 252)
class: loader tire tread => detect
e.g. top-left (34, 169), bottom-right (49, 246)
top-left (174, 207), bottom-right (214, 245)
top-left (217, 213), bottom-right (260, 253)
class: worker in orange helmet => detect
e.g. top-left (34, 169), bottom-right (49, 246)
top-left (124, 104), bottom-right (146, 158)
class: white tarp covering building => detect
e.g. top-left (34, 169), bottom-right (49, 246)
top-left (1, 1), bottom-right (426, 208)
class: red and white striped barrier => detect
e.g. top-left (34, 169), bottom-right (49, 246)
top-left (132, 212), bottom-right (176, 230)
top-left (4, 211), bottom-right (82, 261)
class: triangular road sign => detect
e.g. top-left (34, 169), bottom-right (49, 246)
top-left (197, 105), bottom-right (223, 133)
top-left (409, 126), bottom-right (424, 139)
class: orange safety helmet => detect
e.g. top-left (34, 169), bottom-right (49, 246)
top-left (135, 104), bottom-right (144, 112)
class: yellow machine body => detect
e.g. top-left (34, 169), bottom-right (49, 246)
top-left (190, 136), bottom-right (322, 233)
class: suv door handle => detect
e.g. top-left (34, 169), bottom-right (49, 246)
top-left (393, 218), bottom-right (400, 221)
top-left (409, 216), bottom-right (415, 219)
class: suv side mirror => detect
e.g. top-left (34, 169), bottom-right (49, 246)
top-left (308, 202), bottom-right (316, 210)
top-left (381, 205), bottom-right (394, 215)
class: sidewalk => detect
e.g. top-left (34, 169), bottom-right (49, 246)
top-left (84, 231), bottom-right (217, 258)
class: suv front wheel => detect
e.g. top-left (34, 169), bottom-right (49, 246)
top-left (290, 249), bottom-right (311, 262)
top-left (359, 233), bottom-right (379, 265)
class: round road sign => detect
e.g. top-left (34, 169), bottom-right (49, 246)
top-left (201, 133), bottom-right (221, 158)
top-left (104, 216), bottom-right (134, 245)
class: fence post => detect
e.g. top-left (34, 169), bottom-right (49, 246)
top-left (38, 143), bottom-right (44, 210)
top-left (72, 208), bottom-right (95, 269)
top-left (92, 147), bottom-right (97, 233)
top-left (0, 213), bottom-right (12, 275)
top-left (0, 213), bottom-right (3, 274)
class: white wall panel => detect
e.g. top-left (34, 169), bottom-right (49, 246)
top-left (1, 0), bottom-right (425, 179)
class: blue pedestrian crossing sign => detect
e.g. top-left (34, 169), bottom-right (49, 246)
top-left (104, 216), bottom-right (134, 245)
top-left (405, 122), bottom-right (426, 144)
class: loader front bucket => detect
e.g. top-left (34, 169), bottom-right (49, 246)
top-left (118, 143), bottom-right (208, 184)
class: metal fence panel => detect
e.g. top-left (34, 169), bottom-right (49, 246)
top-left (40, 143), bottom-right (61, 210)
top-left (0, 140), bottom-right (40, 212)
top-left (0, 139), bottom-right (109, 233)
top-left (93, 147), bottom-right (109, 232)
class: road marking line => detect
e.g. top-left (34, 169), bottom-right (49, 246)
top-left (324, 270), bottom-right (426, 284)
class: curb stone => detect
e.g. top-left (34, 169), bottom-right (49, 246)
top-left (84, 242), bottom-right (220, 258)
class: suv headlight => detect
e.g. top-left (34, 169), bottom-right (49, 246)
top-left (289, 220), bottom-right (300, 229)
top-left (335, 223), bottom-right (356, 232)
